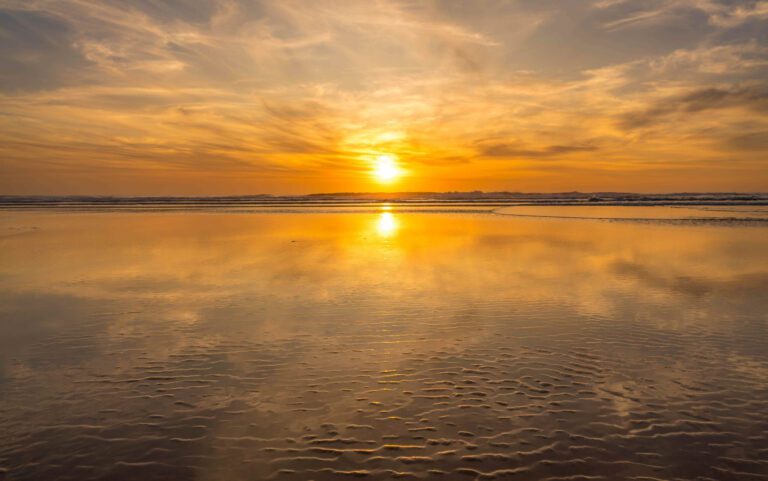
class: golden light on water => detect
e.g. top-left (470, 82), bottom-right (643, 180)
top-left (375, 212), bottom-right (399, 237)
top-left (372, 154), bottom-right (402, 184)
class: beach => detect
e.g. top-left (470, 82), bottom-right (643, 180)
top-left (1, 206), bottom-right (767, 480)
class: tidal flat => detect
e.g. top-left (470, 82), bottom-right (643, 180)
top-left (1, 207), bottom-right (767, 480)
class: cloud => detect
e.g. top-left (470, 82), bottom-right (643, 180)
top-left (478, 142), bottom-right (598, 159)
top-left (702, 0), bottom-right (768, 27)
top-left (648, 41), bottom-right (768, 74)
top-left (725, 130), bottom-right (768, 150)
top-left (619, 85), bottom-right (768, 129)
top-left (0, 8), bottom-right (90, 91)
top-left (602, 7), bottom-right (670, 31)
top-left (595, 0), bottom-right (768, 31)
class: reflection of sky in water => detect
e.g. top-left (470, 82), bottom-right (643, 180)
top-left (1, 212), bottom-right (766, 352)
top-left (0, 212), bottom-right (767, 480)
top-left (1, 212), bottom-right (766, 350)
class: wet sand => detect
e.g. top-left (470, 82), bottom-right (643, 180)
top-left (1, 209), bottom-right (767, 480)
top-left (494, 205), bottom-right (768, 221)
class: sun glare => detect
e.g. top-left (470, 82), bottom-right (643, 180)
top-left (372, 154), bottom-right (402, 183)
top-left (376, 212), bottom-right (399, 237)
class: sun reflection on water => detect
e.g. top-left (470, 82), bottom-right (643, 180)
top-left (376, 212), bottom-right (399, 237)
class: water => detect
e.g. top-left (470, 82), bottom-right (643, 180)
top-left (1, 208), bottom-right (767, 480)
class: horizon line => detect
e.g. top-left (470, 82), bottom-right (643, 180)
top-left (1, 191), bottom-right (767, 199)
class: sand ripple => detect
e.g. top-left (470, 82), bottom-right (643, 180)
top-left (1, 315), bottom-right (767, 481)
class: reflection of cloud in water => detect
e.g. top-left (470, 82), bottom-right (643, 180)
top-left (0, 212), bottom-right (767, 480)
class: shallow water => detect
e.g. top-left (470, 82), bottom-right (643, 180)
top-left (494, 205), bottom-right (768, 220)
top-left (1, 210), bottom-right (767, 480)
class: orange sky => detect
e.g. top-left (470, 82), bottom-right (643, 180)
top-left (1, 0), bottom-right (767, 194)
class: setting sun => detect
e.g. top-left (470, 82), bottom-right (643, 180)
top-left (372, 154), bottom-right (402, 184)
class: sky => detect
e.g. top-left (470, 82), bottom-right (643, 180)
top-left (1, 0), bottom-right (767, 195)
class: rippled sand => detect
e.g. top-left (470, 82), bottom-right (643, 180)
top-left (1, 210), bottom-right (767, 480)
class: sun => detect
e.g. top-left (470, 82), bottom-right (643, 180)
top-left (372, 154), bottom-right (402, 183)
